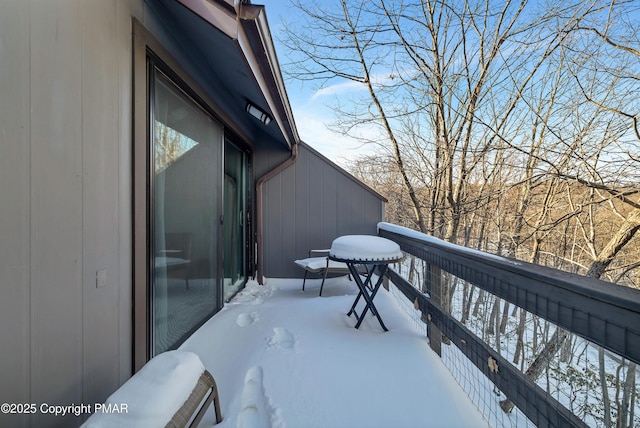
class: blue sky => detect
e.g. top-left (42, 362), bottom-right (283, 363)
top-left (262, 0), bottom-right (371, 166)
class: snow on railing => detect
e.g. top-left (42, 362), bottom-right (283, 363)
top-left (378, 222), bottom-right (640, 428)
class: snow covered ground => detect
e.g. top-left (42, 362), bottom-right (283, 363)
top-left (180, 276), bottom-right (488, 428)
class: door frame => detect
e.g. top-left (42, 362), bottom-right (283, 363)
top-left (132, 19), bottom-right (250, 371)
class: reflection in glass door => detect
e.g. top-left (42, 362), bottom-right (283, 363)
top-left (224, 140), bottom-right (247, 300)
top-left (151, 68), bottom-right (222, 355)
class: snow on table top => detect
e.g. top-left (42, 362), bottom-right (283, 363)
top-left (82, 350), bottom-right (205, 428)
top-left (329, 235), bottom-right (403, 262)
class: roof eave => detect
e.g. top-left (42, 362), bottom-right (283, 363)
top-left (237, 4), bottom-right (299, 150)
top-left (177, 0), bottom-right (237, 38)
top-left (176, 0), bottom-right (299, 151)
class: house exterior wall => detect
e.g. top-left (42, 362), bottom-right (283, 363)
top-left (253, 139), bottom-right (292, 179)
top-left (0, 1), bottom-right (187, 426)
top-left (262, 143), bottom-right (386, 278)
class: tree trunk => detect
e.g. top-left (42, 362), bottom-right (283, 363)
top-left (513, 308), bottom-right (526, 367)
top-left (501, 327), bottom-right (570, 413)
top-left (408, 255), bottom-right (416, 284)
top-left (587, 209), bottom-right (640, 279)
top-left (627, 363), bottom-right (636, 428)
top-left (617, 362), bottom-right (636, 428)
top-left (487, 296), bottom-right (500, 335)
top-left (495, 298), bottom-right (502, 354)
top-left (461, 285), bottom-right (474, 325)
top-left (500, 301), bottom-right (510, 334)
top-left (599, 346), bottom-right (612, 427)
top-left (473, 289), bottom-right (485, 317)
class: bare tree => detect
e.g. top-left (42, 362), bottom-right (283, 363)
top-left (283, 0), bottom-right (429, 231)
top-left (283, 1), bottom-right (639, 421)
top-left (282, 0), bottom-right (592, 239)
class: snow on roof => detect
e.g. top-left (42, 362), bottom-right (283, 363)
top-left (179, 278), bottom-right (487, 427)
top-left (329, 235), bottom-right (404, 262)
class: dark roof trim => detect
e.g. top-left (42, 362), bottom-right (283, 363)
top-left (238, 4), bottom-right (298, 150)
top-left (176, 0), bottom-right (299, 150)
top-left (177, 0), bottom-right (236, 38)
top-left (300, 141), bottom-right (388, 202)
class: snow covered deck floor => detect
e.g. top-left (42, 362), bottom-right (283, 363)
top-left (180, 276), bottom-right (488, 427)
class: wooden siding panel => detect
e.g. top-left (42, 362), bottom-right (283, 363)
top-left (321, 161), bottom-right (338, 243)
top-left (352, 180), bottom-right (368, 233)
top-left (81, 0), bottom-right (121, 406)
top-left (279, 162), bottom-right (297, 273)
top-left (336, 174), bottom-right (352, 236)
top-left (30, 1), bottom-right (83, 425)
top-left (265, 173), bottom-right (283, 275)
top-left (116, 0), bottom-right (137, 386)
top-left (364, 190), bottom-right (383, 234)
top-left (293, 147), bottom-right (310, 258)
top-left (0, 1), bottom-right (31, 427)
top-left (307, 151), bottom-right (324, 247)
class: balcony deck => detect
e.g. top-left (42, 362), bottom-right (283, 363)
top-left (180, 276), bottom-right (488, 427)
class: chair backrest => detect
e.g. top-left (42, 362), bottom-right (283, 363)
top-left (309, 249), bottom-right (330, 258)
top-left (165, 232), bottom-right (193, 260)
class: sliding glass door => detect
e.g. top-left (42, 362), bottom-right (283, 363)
top-left (151, 67), bottom-right (222, 355)
top-left (223, 140), bottom-right (247, 300)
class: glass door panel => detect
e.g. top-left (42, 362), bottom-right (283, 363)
top-left (151, 69), bottom-right (222, 355)
top-left (223, 140), bottom-right (247, 300)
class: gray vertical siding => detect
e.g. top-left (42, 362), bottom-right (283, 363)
top-left (0, 2), bottom-right (31, 426)
top-left (0, 1), bottom-right (145, 426)
top-left (80, 0), bottom-right (126, 412)
top-left (262, 143), bottom-right (386, 278)
top-left (29, 3), bottom-right (84, 427)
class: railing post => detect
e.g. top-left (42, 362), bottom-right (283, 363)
top-left (375, 264), bottom-right (390, 291)
top-left (427, 263), bottom-right (442, 357)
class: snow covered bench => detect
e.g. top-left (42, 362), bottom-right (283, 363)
top-left (82, 350), bottom-right (221, 427)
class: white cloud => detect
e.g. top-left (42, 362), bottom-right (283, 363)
top-left (288, 72), bottom-right (400, 167)
top-left (292, 104), bottom-right (378, 167)
top-left (310, 72), bottom-right (400, 100)
top-left (311, 80), bottom-right (366, 100)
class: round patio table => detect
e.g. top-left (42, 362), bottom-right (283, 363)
top-left (329, 235), bottom-right (404, 331)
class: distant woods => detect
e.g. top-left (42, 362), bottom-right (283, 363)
top-left (282, 0), bottom-right (640, 289)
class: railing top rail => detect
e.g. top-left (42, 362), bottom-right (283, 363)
top-left (378, 222), bottom-right (640, 311)
top-left (377, 222), bottom-right (640, 365)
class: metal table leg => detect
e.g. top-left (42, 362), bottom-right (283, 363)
top-left (346, 263), bottom-right (389, 331)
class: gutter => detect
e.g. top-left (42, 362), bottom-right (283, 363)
top-left (255, 143), bottom-right (299, 284)
top-left (238, 4), bottom-right (297, 150)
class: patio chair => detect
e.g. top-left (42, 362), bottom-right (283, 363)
top-left (294, 249), bottom-right (351, 296)
top-left (82, 350), bottom-right (222, 427)
top-left (157, 232), bottom-right (193, 289)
